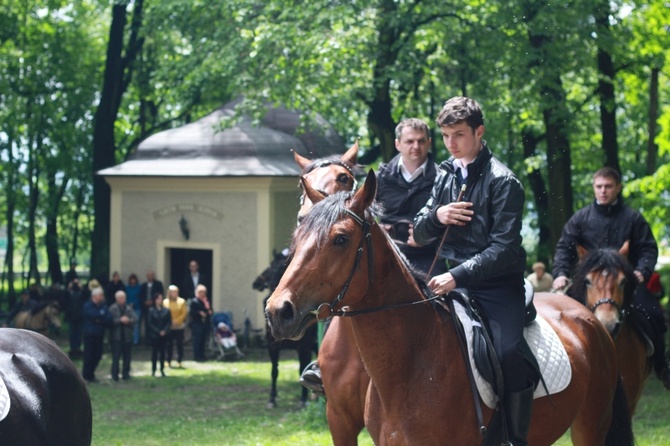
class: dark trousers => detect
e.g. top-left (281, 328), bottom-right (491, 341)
top-left (469, 279), bottom-right (529, 393)
top-left (82, 334), bottom-right (104, 381)
top-left (632, 285), bottom-right (668, 371)
top-left (166, 329), bottom-right (184, 363)
top-left (191, 323), bottom-right (207, 361)
top-left (69, 319), bottom-right (83, 352)
top-left (110, 340), bottom-right (132, 380)
top-left (151, 336), bottom-right (167, 372)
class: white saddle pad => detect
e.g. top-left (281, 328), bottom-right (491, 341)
top-left (453, 301), bottom-right (572, 409)
top-left (0, 375), bottom-right (10, 422)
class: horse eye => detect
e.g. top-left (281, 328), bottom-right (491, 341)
top-left (337, 174), bottom-right (350, 184)
top-left (334, 234), bottom-right (348, 246)
top-left (584, 278), bottom-right (592, 287)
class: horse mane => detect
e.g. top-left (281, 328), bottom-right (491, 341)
top-left (290, 191), bottom-right (431, 297)
top-left (572, 248), bottom-right (637, 307)
top-left (301, 154), bottom-right (366, 178)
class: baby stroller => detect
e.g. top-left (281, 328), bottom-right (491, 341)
top-left (209, 312), bottom-right (244, 361)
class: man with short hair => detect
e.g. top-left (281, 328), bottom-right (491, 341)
top-left (82, 287), bottom-right (112, 383)
top-left (414, 96), bottom-right (533, 445)
top-left (552, 167), bottom-right (669, 389)
top-left (109, 290), bottom-right (137, 381)
top-left (182, 260), bottom-right (206, 300)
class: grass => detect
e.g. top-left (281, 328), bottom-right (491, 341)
top-left (62, 340), bottom-right (669, 446)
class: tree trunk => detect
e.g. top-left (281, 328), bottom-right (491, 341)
top-left (69, 179), bottom-right (85, 263)
top-left (646, 66), bottom-right (659, 175)
top-left (521, 128), bottom-right (552, 264)
top-left (524, 14), bottom-right (574, 253)
top-left (45, 171), bottom-right (69, 285)
top-left (27, 137), bottom-right (41, 285)
top-left (91, 0), bottom-right (144, 278)
top-left (3, 136), bottom-right (18, 307)
top-left (594, 2), bottom-right (620, 172)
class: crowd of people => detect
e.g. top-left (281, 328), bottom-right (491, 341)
top-left (9, 260), bottom-right (216, 384)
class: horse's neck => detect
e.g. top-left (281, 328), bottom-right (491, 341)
top-left (348, 244), bottom-right (460, 402)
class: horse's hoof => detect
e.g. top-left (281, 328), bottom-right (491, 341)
top-left (266, 401), bottom-right (276, 409)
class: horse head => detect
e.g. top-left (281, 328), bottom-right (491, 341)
top-left (266, 170), bottom-right (378, 340)
top-left (573, 245), bottom-right (636, 338)
top-left (295, 140), bottom-right (360, 224)
top-left (45, 301), bottom-right (62, 331)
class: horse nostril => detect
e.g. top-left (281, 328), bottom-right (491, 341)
top-left (279, 301), bottom-right (296, 323)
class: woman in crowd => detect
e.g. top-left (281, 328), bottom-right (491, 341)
top-left (164, 285), bottom-right (188, 368)
top-left (148, 292), bottom-right (171, 377)
top-left (125, 273), bottom-right (142, 344)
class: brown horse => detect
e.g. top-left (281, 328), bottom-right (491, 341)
top-left (14, 301), bottom-right (62, 337)
top-left (266, 171), bottom-right (632, 445)
top-left (294, 141), bottom-right (369, 444)
top-left (573, 245), bottom-right (652, 414)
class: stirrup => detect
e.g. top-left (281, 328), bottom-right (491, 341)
top-left (300, 361), bottom-right (325, 396)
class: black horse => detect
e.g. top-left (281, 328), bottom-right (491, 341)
top-left (0, 328), bottom-right (92, 445)
top-left (253, 249), bottom-right (318, 409)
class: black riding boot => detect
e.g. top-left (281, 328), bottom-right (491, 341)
top-left (299, 361), bottom-right (325, 396)
top-left (504, 385), bottom-right (534, 446)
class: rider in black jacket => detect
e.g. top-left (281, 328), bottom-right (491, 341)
top-left (413, 97), bottom-right (532, 446)
top-left (552, 167), bottom-right (670, 389)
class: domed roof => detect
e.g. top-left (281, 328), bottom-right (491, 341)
top-left (99, 98), bottom-right (346, 177)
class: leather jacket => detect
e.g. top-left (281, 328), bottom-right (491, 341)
top-left (413, 144), bottom-right (526, 287)
top-left (552, 199), bottom-right (658, 281)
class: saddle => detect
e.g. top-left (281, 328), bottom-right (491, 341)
top-left (443, 282), bottom-right (571, 408)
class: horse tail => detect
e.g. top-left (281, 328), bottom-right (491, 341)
top-left (605, 374), bottom-right (634, 446)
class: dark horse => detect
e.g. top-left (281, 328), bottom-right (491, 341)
top-left (253, 248), bottom-right (317, 409)
top-left (266, 171), bottom-right (633, 445)
top-left (0, 328), bottom-right (92, 445)
top-left (572, 244), bottom-right (652, 415)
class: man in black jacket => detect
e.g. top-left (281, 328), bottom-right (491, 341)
top-left (552, 167), bottom-right (670, 389)
top-left (376, 118), bottom-right (447, 276)
top-left (413, 96), bottom-right (532, 446)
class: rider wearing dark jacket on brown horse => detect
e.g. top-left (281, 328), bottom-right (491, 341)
top-left (414, 96), bottom-right (534, 446)
top-left (552, 167), bottom-right (670, 389)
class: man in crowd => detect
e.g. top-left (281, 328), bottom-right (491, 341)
top-left (182, 260), bottom-right (207, 299)
top-left (526, 262), bottom-right (553, 292)
top-left (552, 166), bottom-right (670, 389)
top-left (109, 290), bottom-right (137, 381)
top-left (2, 289), bottom-right (36, 327)
top-left (140, 270), bottom-right (164, 344)
top-left (82, 287), bottom-right (112, 383)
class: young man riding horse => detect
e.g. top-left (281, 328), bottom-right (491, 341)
top-left (413, 97), bottom-right (534, 446)
top-left (552, 167), bottom-right (670, 390)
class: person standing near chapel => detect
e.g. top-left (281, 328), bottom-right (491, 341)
top-left (552, 166), bottom-right (670, 389)
top-left (189, 284), bottom-right (213, 362)
top-left (182, 260), bottom-right (207, 299)
top-left (140, 270), bottom-right (164, 344)
top-left (413, 96), bottom-right (533, 446)
top-left (82, 287), bottom-right (112, 383)
top-left (109, 290), bottom-right (137, 381)
top-left (164, 284), bottom-right (188, 368)
top-left (148, 292), bottom-right (171, 377)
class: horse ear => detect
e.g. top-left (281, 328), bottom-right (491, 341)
top-left (293, 149), bottom-right (311, 170)
top-left (350, 169), bottom-right (376, 214)
top-left (300, 176), bottom-right (326, 204)
top-left (341, 139), bottom-right (359, 167)
top-left (577, 244), bottom-right (588, 261)
top-left (619, 240), bottom-right (630, 258)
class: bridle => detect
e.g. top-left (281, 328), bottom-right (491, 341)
top-left (309, 207), bottom-right (443, 320)
top-left (298, 160), bottom-right (358, 205)
top-left (586, 279), bottom-right (628, 339)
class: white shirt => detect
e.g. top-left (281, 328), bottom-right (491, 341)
top-left (191, 273), bottom-right (199, 289)
top-left (398, 158), bottom-right (428, 182)
top-left (452, 158), bottom-right (469, 181)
